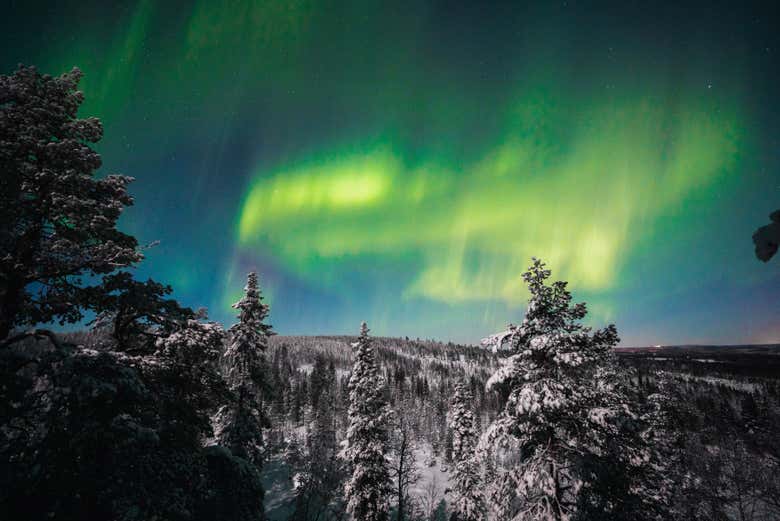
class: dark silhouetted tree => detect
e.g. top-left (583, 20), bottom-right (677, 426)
top-left (0, 315), bottom-right (266, 521)
top-left (87, 271), bottom-right (196, 350)
top-left (0, 66), bottom-right (141, 340)
top-left (0, 65), bottom-right (265, 521)
top-left (753, 209), bottom-right (780, 262)
top-left (753, 210), bottom-right (780, 262)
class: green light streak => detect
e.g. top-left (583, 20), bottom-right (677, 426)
top-left (45, 0), bottom-right (154, 123)
top-left (236, 89), bottom-right (742, 304)
top-left (239, 148), bottom-right (399, 240)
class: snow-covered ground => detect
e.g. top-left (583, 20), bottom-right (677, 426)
top-left (262, 441), bottom-right (453, 519)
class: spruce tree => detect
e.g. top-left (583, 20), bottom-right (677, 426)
top-left (215, 272), bottom-right (273, 465)
top-left (344, 322), bottom-right (392, 521)
top-left (481, 258), bottom-right (665, 521)
top-left (448, 380), bottom-right (486, 521)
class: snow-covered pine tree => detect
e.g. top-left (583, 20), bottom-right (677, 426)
top-left (215, 272), bottom-right (273, 466)
top-left (448, 380), bottom-right (486, 521)
top-left (480, 258), bottom-right (665, 521)
top-left (344, 322), bottom-right (392, 521)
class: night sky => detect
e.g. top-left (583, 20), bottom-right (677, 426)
top-left (2, 0), bottom-right (779, 345)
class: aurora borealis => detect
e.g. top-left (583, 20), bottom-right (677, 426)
top-left (2, 0), bottom-right (778, 345)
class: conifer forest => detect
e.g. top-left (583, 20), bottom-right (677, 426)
top-left (2, 2), bottom-right (780, 520)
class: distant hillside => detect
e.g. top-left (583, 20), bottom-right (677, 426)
top-left (616, 343), bottom-right (780, 354)
top-left (615, 343), bottom-right (780, 379)
top-left (262, 335), bottom-right (503, 519)
top-left (268, 334), bottom-right (499, 373)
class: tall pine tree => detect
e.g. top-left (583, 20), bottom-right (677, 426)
top-left (344, 322), bottom-right (392, 521)
top-left (480, 258), bottom-right (666, 521)
top-left (216, 272), bottom-right (273, 466)
top-left (448, 380), bottom-right (486, 521)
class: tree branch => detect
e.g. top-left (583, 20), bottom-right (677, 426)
top-left (1, 328), bottom-right (63, 350)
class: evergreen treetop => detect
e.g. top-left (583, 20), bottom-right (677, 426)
top-left (481, 258), bottom-right (663, 521)
top-left (223, 271), bottom-right (273, 390)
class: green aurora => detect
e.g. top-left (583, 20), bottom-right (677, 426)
top-left (237, 93), bottom-right (742, 303)
top-left (2, 0), bottom-right (778, 344)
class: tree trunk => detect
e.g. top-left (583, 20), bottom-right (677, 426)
top-left (0, 274), bottom-right (25, 340)
top-left (1, 225), bottom-right (41, 341)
